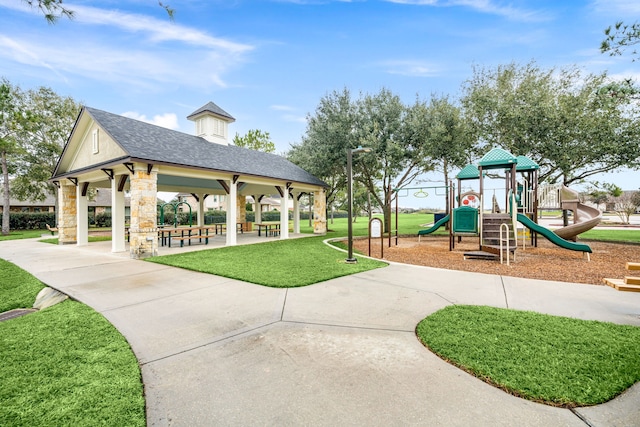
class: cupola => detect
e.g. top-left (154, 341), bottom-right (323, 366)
top-left (187, 102), bottom-right (235, 145)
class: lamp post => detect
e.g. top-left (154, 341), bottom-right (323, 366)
top-left (346, 146), bottom-right (372, 263)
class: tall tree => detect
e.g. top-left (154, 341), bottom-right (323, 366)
top-left (355, 88), bottom-right (434, 231)
top-left (232, 129), bottom-right (276, 153)
top-left (601, 21), bottom-right (640, 61)
top-left (11, 87), bottom-right (80, 214)
top-left (288, 88), bottom-right (357, 216)
top-left (0, 79), bottom-right (28, 235)
top-left (461, 61), bottom-right (640, 186)
top-left (406, 94), bottom-right (472, 214)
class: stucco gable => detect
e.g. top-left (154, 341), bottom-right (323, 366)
top-left (55, 108), bottom-right (127, 175)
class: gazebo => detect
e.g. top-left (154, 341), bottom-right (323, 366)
top-left (50, 102), bottom-right (328, 259)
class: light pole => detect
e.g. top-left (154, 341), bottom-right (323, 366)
top-left (346, 146), bottom-right (372, 263)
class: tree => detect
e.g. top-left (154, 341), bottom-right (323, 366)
top-left (0, 79), bottom-right (28, 235)
top-left (11, 87), bottom-right (80, 215)
top-left (22, 0), bottom-right (174, 23)
top-left (461, 61), bottom-right (640, 186)
top-left (601, 21), bottom-right (640, 61)
top-left (407, 94), bottom-right (472, 214)
top-left (355, 88), bottom-right (434, 231)
top-left (232, 129), bottom-right (276, 153)
top-left (288, 88), bottom-right (357, 219)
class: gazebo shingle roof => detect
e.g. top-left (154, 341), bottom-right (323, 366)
top-left (58, 107), bottom-right (325, 188)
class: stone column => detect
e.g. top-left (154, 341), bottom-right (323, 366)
top-left (236, 194), bottom-right (246, 224)
top-left (313, 189), bottom-right (327, 234)
top-left (226, 180), bottom-right (237, 246)
top-left (129, 164), bottom-right (158, 259)
top-left (76, 184), bottom-right (88, 246)
top-left (280, 191), bottom-right (289, 240)
top-left (111, 175), bottom-right (126, 252)
top-left (58, 183), bottom-right (77, 244)
top-left (292, 192), bottom-right (300, 234)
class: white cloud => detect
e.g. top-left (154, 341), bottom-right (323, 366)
top-left (385, 0), bottom-right (552, 22)
top-left (121, 111), bottom-right (180, 130)
top-left (380, 60), bottom-right (440, 77)
top-left (270, 105), bottom-right (296, 111)
top-left (0, 0), bottom-right (255, 90)
top-left (591, 0), bottom-right (640, 15)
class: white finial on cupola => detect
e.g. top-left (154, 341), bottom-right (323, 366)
top-left (187, 102), bottom-right (236, 145)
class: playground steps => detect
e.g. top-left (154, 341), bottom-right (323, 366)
top-left (482, 214), bottom-right (516, 248)
top-left (603, 263), bottom-right (640, 292)
top-left (627, 262), bottom-right (640, 270)
top-left (463, 251), bottom-right (499, 261)
top-left (481, 244), bottom-right (516, 256)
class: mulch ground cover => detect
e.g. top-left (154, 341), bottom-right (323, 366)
top-left (354, 235), bottom-right (640, 286)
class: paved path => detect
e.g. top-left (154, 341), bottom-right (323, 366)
top-left (1, 239), bottom-right (640, 426)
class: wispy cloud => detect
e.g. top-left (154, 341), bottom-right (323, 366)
top-left (0, 0), bottom-right (255, 90)
top-left (121, 111), bottom-right (180, 130)
top-left (385, 0), bottom-right (551, 22)
top-left (591, 0), bottom-right (640, 15)
top-left (379, 60), bottom-right (441, 77)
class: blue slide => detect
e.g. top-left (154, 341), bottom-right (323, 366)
top-left (516, 213), bottom-right (592, 253)
top-left (418, 214), bottom-right (450, 236)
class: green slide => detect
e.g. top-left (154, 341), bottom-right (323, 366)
top-left (516, 213), bottom-right (592, 253)
top-left (418, 214), bottom-right (450, 236)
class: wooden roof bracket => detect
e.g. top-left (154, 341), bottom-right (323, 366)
top-left (217, 180), bottom-right (230, 194)
top-left (81, 182), bottom-right (90, 197)
top-left (117, 175), bottom-right (128, 192)
top-left (101, 168), bottom-right (114, 180)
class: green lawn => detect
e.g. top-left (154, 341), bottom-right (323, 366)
top-left (148, 235), bottom-right (387, 287)
top-left (417, 305), bottom-right (640, 407)
top-left (0, 229), bottom-right (44, 241)
top-left (581, 229), bottom-right (640, 243)
top-left (40, 235), bottom-right (112, 244)
top-left (0, 259), bottom-right (145, 426)
top-left (0, 258), bottom-right (49, 312)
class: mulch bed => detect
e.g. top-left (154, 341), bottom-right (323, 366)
top-left (353, 235), bottom-right (640, 286)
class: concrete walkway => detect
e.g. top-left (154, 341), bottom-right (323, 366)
top-left (1, 239), bottom-right (640, 426)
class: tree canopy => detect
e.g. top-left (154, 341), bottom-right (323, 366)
top-left (0, 79), bottom-right (80, 235)
top-left (461, 61), bottom-right (640, 185)
top-left (232, 129), bottom-right (276, 153)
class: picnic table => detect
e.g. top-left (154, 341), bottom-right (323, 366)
top-left (255, 222), bottom-right (281, 237)
top-left (158, 226), bottom-right (219, 247)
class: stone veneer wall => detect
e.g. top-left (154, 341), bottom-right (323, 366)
top-left (236, 195), bottom-right (246, 223)
top-left (58, 183), bottom-right (77, 244)
top-left (129, 166), bottom-right (158, 259)
top-left (313, 189), bottom-right (327, 234)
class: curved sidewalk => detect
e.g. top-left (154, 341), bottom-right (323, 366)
top-left (2, 239), bottom-right (640, 426)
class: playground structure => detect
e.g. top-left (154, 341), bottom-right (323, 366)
top-left (411, 148), bottom-right (602, 263)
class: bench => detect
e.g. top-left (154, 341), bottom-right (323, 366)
top-left (46, 224), bottom-right (58, 235)
top-left (170, 234), bottom-right (209, 248)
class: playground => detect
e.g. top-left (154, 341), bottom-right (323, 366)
top-left (354, 235), bottom-right (640, 286)
top-left (363, 147), bottom-right (639, 286)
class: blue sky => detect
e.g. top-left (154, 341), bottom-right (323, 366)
top-left (1, 0), bottom-right (639, 201)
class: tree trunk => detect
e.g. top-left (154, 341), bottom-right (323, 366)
top-left (2, 151), bottom-right (10, 235)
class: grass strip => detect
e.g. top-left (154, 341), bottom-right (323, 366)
top-left (581, 229), bottom-right (640, 243)
top-left (40, 235), bottom-right (112, 244)
top-left (416, 305), bottom-right (640, 407)
top-left (148, 236), bottom-right (387, 287)
top-left (0, 230), bottom-right (44, 241)
top-left (0, 258), bottom-right (46, 312)
top-left (0, 301), bottom-right (145, 426)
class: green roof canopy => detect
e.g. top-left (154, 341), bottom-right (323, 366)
top-left (478, 148), bottom-right (517, 170)
top-left (456, 164), bottom-right (480, 180)
top-left (515, 155), bottom-right (540, 171)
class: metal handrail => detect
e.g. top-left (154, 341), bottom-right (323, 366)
top-left (499, 223), bottom-right (510, 266)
